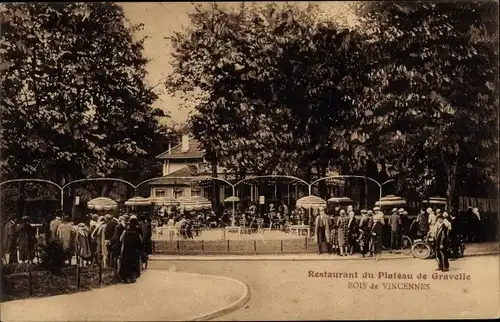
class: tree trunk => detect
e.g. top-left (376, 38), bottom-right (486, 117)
top-left (211, 160), bottom-right (219, 212)
top-left (441, 149), bottom-right (460, 213)
top-left (446, 165), bottom-right (457, 213)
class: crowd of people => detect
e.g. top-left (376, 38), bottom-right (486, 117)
top-left (2, 216), bottom-right (37, 264)
top-left (313, 205), bottom-right (469, 267)
top-left (2, 212), bottom-right (153, 284)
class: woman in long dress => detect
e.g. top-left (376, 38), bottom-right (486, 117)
top-left (75, 223), bottom-right (92, 266)
top-left (119, 219), bottom-right (143, 283)
top-left (336, 210), bottom-right (350, 256)
top-left (17, 216), bottom-right (36, 263)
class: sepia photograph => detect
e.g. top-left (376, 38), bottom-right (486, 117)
top-left (0, 1), bottom-right (499, 321)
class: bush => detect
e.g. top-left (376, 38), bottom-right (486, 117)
top-left (37, 239), bottom-right (69, 275)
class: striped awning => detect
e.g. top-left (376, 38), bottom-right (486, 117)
top-left (87, 197), bottom-right (118, 211)
top-left (147, 196), bottom-right (180, 206)
top-left (179, 196), bottom-right (212, 211)
top-left (296, 195), bottom-right (327, 209)
top-left (422, 197), bottom-right (447, 205)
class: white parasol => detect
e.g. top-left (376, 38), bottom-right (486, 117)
top-left (224, 196), bottom-right (240, 203)
top-left (327, 197), bottom-right (354, 205)
top-left (296, 195), bottom-right (327, 209)
top-left (422, 197), bottom-right (447, 205)
top-left (87, 197), bottom-right (118, 211)
top-left (124, 196), bottom-right (152, 206)
top-left (375, 195), bottom-right (407, 207)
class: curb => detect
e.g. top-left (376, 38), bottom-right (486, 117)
top-left (150, 251), bottom-right (499, 262)
top-left (151, 254), bottom-right (414, 261)
top-left (169, 272), bottom-right (250, 321)
top-left (465, 251), bottom-right (499, 257)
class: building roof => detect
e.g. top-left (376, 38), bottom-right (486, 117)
top-left (149, 165), bottom-right (201, 186)
top-left (156, 137), bottom-right (205, 160)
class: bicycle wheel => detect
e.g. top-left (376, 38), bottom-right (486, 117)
top-left (400, 236), bottom-right (412, 255)
top-left (411, 242), bottom-right (431, 259)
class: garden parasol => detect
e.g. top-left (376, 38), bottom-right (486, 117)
top-left (296, 195), bottom-right (327, 227)
top-left (375, 195), bottom-right (407, 207)
top-left (327, 197), bottom-right (354, 205)
top-left (124, 196), bottom-right (152, 206)
top-left (87, 197), bottom-right (118, 211)
top-left (422, 197), bottom-right (447, 209)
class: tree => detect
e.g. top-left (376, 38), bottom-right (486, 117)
top-left (1, 3), bottom-right (168, 217)
top-left (166, 3), bottom-right (370, 181)
top-left (355, 1), bottom-right (499, 209)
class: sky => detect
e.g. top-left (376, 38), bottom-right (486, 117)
top-left (120, 2), bottom-right (359, 124)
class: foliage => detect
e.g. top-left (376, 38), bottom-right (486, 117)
top-left (167, 1), bottom-right (498, 207)
top-left (166, 3), bottom-right (370, 179)
top-left (0, 3), bottom-right (168, 186)
top-left (357, 1), bottom-right (499, 207)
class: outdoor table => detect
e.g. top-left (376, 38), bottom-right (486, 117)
top-left (155, 226), bottom-right (179, 241)
top-left (224, 226), bottom-right (242, 240)
top-left (288, 225), bottom-right (310, 237)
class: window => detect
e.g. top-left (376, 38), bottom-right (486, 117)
top-left (174, 188), bottom-right (183, 199)
top-left (191, 188), bottom-right (201, 197)
top-left (155, 189), bottom-right (165, 197)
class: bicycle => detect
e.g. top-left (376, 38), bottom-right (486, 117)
top-left (411, 235), bottom-right (435, 259)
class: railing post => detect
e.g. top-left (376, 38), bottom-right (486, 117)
top-left (201, 240), bottom-right (204, 254)
top-left (280, 239), bottom-right (284, 253)
top-left (305, 236), bottom-right (308, 250)
top-left (254, 240), bottom-right (257, 254)
top-left (28, 269), bottom-right (33, 296)
top-left (227, 240), bottom-right (230, 253)
top-left (177, 240), bottom-right (180, 253)
top-left (98, 260), bottom-right (103, 286)
top-left (76, 261), bottom-right (81, 290)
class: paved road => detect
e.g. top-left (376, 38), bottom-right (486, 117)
top-left (1, 270), bottom-right (247, 321)
top-left (150, 255), bottom-right (499, 320)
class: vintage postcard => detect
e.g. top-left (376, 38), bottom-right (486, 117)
top-left (1, 1), bottom-right (498, 321)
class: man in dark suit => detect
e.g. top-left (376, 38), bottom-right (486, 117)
top-left (435, 214), bottom-right (450, 271)
top-left (389, 208), bottom-right (402, 252)
top-left (111, 215), bottom-right (127, 271)
top-left (314, 208), bottom-right (330, 254)
top-left (104, 214), bottom-right (119, 269)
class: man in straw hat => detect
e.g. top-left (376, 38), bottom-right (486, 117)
top-left (371, 212), bottom-right (384, 260)
top-left (434, 213), bottom-right (450, 271)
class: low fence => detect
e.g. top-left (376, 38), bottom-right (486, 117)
top-left (153, 237), bottom-right (319, 255)
top-left (1, 262), bottom-right (114, 300)
top-left (459, 196), bottom-right (498, 213)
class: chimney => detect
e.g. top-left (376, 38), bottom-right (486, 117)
top-left (181, 134), bottom-right (189, 152)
